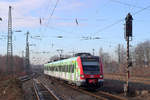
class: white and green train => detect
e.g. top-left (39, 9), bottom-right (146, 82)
top-left (44, 55), bottom-right (104, 87)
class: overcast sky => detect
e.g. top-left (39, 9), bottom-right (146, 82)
top-left (0, 0), bottom-right (150, 64)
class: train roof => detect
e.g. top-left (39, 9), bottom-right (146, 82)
top-left (44, 56), bottom-right (78, 66)
top-left (44, 55), bottom-right (100, 66)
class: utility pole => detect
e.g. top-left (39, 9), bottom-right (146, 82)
top-left (7, 6), bottom-right (13, 75)
top-left (124, 13), bottom-right (133, 96)
top-left (25, 31), bottom-right (30, 75)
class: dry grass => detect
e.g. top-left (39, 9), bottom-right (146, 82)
top-left (0, 76), bottom-right (24, 100)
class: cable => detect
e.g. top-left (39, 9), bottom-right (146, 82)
top-left (109, 0), bottom-right (143, 9)
top-left (95, 19), bottom-right (123, 34)
top-left (133, 5), bottom-right (150, 15)
top-left (94, 4), bottom-right (150, 35)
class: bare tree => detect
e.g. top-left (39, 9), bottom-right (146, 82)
top-left (116, 44), bottom-right (126, 64)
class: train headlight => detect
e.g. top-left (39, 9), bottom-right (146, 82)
top-left (80, 74), bottom-right (84, 78)
top-left (100, 75), bottom-right (103, 78)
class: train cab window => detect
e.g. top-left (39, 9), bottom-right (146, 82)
top-left (82, 61), bottom-right (100, 74)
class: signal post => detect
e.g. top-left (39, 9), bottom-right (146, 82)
top-left (124, 13), bottom-right (133, 96)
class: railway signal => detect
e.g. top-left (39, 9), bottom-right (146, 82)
top-left (124, 13), bottom-right (133, 96)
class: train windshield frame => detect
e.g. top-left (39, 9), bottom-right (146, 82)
top-left (81, 57), bottom-right (100, 74)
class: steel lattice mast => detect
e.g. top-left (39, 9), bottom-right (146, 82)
top-left (25, 31), bottom-right (30, 74)
top-left (7, 6), bottom-right (13, 75)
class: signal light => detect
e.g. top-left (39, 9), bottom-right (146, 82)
top-left (124, 13), bottom-right (133, 40)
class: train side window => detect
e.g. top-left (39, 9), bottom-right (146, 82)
top-left (54, 67), bottom-right (56, 71)
top-left (65, 65), bottom-right (68, 72)
top-left (55, 66), bottom-right (57, 71)
top-left (67, 65), bottom-right (69, 72)
top-left (64, 65), bottom-right (66, 72)
top-left (65, 65), bottom-right (67, 72)
top-left (61, 66), bottom-right (63, 72)
top-left (71, 64), bottom-right (74, 73)
top-left (68, 65), bottom-right (69, 72)
top-left (60, 66), bottom-right (62, 72)
top-left (59, 66), bottom-right (60, 72)
top-left (63, 65), bottom-right (64, 72)
top-left (49, 66), bottom-right (51, 71)
top-left (53, 67), bottom-right (54, 71)
top-left (69, 64), bottom-right (71, 73)
top-left (67, 64), bottom-right (69, 72)
top-left (63, 65), bottom-right (65, 72)
top-left (61, 65), bottom-right (63, 72)
top-left (51, 67), bottom-right (53, 71)
top-left (56, 66), bottom-right (58, 72)
top-left (72, 64), bottom-right (74, 73)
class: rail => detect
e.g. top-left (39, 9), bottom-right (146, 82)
top-left (63, 82), bottom-right (127, 100)
top-left (33, 79), bottom-right (61, 100)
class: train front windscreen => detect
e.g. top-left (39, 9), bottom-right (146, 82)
top-left (81, 57), bottom-right (100, 74)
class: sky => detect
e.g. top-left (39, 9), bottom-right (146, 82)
top-left (0, 0), bottom-right (150, 64)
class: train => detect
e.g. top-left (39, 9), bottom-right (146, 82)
top-left (44, 53), bottom-right (104, 88)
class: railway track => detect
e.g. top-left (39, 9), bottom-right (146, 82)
top-left (18, 73), bottom-right (39, 82)
top-left (56, 79), bottom-right (127, 100)
top-left (43, 75), bottom-right (128, 100)
top-left (33, 79), bottom-right (60, 100)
